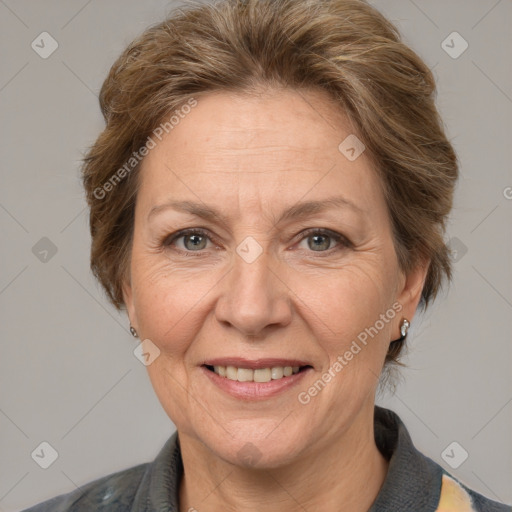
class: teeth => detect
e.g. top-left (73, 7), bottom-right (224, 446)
top-left (211, 365), bottom-right (303, 381)
top-left (271, 367), bottom-right (283, 379)
top-left (226, 366), bottom-right (238, 380)
top-left (214, 365), bottom-right (226, 377)
top-left (254, 368), bottom-right (271, 383)
top-left (237, 368), bottom-right (253, 382)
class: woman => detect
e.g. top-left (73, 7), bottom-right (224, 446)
top-left (23, 0), bottom-right (510, 510)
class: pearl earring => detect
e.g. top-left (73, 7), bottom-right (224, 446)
top-left (399, 319), bottom-right (410, 340)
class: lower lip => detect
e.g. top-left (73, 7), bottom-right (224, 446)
top-left (201, 366), bottom-right (312, 400)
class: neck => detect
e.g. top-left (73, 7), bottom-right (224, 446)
top-left (178, 405), bottom-right (389, 512)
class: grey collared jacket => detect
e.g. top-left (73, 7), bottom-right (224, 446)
top-left (22, 406), bottom-right (511, 511)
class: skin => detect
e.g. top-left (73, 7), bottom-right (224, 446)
top-left (123, 87), bottom-right (429, 512)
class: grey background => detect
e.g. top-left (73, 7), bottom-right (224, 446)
top-left (1, 0), bottom-right (511, 510)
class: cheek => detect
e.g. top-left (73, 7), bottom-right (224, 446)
top-left (131, 255), bottom-right (221, 354)
top-left (291, 260), bottom-right (397, 368)
top-left (299, 256), bottom-right (396, 324)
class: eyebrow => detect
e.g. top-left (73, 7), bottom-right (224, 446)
top-left (148, 196), bottom-right (365, 226)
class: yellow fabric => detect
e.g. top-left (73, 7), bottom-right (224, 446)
top-left (436, 474), bottom-right (477, 512)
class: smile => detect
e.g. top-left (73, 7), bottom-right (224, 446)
top-left (201, 358), bottom-right (313, 399)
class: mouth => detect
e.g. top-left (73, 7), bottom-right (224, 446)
top-left (203, 364), bottom-right (313, 383)
top-left (200, 358), bottom-right (314, 399)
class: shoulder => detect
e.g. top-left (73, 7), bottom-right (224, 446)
top-left (438, 472), bottom-right (511, 512)
top-left (21, 462), bottom-right (149, 512)
top-left (21, 431), bottom-right (182, 512)
top-left (372, 406), bottom-right (511, 512)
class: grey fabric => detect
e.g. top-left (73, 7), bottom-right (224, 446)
top-left (22, 406), bottom-right (511, 511)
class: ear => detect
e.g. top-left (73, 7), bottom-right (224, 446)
top-left (393, 257), bottom-right (430, 339)
top-left (122, 276), bottom-right (137, 332)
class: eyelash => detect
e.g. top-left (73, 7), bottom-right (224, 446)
top-left (162, 227), bottom-right (351, 257)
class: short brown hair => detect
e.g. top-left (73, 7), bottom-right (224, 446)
top-left (82, 0), bottom-right (458, 365)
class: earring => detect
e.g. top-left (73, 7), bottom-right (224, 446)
top-left (399, 318), bottom-right (410, 340)
top-left (129, 325), bottom-right (139, 338)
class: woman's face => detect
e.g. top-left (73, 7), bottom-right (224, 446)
top-left (124, 88), bottom-right (427, 467)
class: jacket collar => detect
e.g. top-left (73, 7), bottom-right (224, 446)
top-left (368, 405), bottom-right (442, 510)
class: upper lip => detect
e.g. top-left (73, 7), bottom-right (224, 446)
top-left (202, 358), bottom-right (312, 369)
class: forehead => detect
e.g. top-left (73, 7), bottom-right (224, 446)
top-left (136, 88), bottom-right (386, 223)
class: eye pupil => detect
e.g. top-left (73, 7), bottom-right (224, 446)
top-left (185, 234), bottom-right (207, 250)
top-left (308, 234), bottom-right (331, 251)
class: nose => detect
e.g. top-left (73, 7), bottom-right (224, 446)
top-left (214, 247), bottom-right (293, 339)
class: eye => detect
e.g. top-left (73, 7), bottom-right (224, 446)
top-left (164, 228), bottom-right (214, 254)
top-left (296, 228), bottom-right (350, 254)
top-left (163, 227), bottom-right (351, 256)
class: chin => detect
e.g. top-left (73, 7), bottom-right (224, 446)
top-left (205, 430), bottom-right (306, 470)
